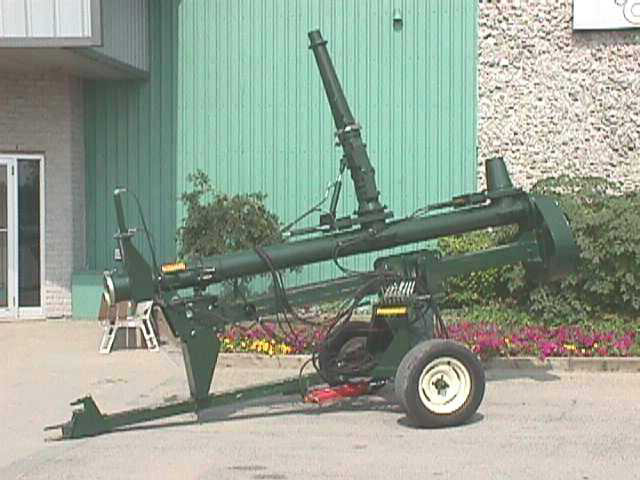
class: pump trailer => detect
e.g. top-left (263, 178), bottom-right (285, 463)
top-left (47, 30), bottom-right (578, 439)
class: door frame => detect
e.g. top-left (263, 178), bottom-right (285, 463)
top-left (0, 153), bottom-right (46, 320)
top-left (0, 156), bottom-right (17, 319)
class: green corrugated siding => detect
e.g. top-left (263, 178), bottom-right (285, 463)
top-left (88, 0), bottom-right (149, 73)
top-left (84, 0), bottom-right (177, 271)
top-left (84, 0), bottom-right (476, 282)
top-left (177, 0), bottom-right (477, 283)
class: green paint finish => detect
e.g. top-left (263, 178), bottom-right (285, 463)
top-left (84, 0), bottom-right (178, 272)
top-left (71, 271), bottom-right (103, 319)
top-left (85, 0), bottom-right (476, 279)
top-left (177, 0), bottom-right (477, 284)
top-left (49, 372), bottom-right (326, 439)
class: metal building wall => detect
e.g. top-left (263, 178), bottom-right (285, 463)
top-left (177, 0), bottom-right (477, 284)
top-left (84, 0), bottom-right (176, 271)
top-left (88, 0), bottom-right (149, 72)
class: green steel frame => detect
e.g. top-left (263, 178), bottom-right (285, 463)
top-left (49, 31), bottom-right (578, 440)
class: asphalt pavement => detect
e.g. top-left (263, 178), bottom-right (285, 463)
top-left (1, 321), bottom-right (639, 480)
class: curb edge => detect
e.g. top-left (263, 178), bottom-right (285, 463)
top-left (217, 353), bottom-right (640, 372)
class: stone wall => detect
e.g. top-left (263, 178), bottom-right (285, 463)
top-left (0, 73), bottom-right (85, 317)
top-left (478, 0), bottom-right (640, 190)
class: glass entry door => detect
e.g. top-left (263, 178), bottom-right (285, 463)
top-left (0, 155), bottom-right (44, 319)
top-left (0, 157), bottom-right (16, 317)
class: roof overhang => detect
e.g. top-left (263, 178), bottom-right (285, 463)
top-left (0, 47), bottom-right (147, 80)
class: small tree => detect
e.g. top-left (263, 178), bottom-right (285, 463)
top-left (177, 170), bottom-right (284, 296)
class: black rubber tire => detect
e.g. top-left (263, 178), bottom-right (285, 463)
top-left (317, 321), bottom-right (378, 385)
top-left (394, 339), bottom-right (485, 428)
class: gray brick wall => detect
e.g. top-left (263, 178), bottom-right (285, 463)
top-left (0, 72), bottom-right (85, 317)
top-left (478, 0), bottom-right (640, 190)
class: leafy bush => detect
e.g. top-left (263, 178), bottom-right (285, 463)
top-left (438, 176), bottom-right (640, 327)
top-left (437, 230), bottom-right (510, 308)
top-left (528, 176), bottom-right (640, 324)
top-left (178, 170), bottom-right (283, 259)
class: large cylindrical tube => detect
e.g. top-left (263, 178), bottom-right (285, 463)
top-left (308, 29), bottom-right (385, 220)
top-left (163, 195), bottom-right (532, 289)
top-left (308, 30), bottom-right (355, 130)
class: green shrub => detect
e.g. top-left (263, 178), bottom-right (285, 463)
top-left (178, 170), bottom-right (283, 259)
top-left (526, 176), bottom-right (640, 325)
top-left (438, 176), bottom-right (640, 327)
top-left (437, 230), bottom-right (510, 308)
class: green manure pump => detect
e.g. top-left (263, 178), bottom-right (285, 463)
top-left (48, 31), bottom-right (578, 439)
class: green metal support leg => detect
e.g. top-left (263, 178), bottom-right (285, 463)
top-left (181, 327), bottom-right (221, 401)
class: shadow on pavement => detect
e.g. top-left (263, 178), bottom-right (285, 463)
top-left (396, 412), bottom-right (485, 429)
top-left (90, 368), bottom-right (559, 438)
top-left (111, 388), bottom-right (489, 437)
top-left (110, 387), bottom-right (404, 436)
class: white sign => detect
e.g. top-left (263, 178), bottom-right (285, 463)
top-left (573, 0), bottom-right (640, 30)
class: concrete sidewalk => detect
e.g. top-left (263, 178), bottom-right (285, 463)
top-left (0, 321), bottom-right (301, 465)
top-left (2, 320), bottom-right (640, 479)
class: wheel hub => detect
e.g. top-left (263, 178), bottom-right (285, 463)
top-left (418, 357), bottom-right (472, 415)
top-left (433, 376), bottom-right (449, 396)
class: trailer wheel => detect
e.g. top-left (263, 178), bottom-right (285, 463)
top-left (317, 321), bottom-right (389, 385)
top-left (394, 339), bottom-right (485, 427)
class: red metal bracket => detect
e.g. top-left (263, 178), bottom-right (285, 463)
top-left (304, 381), bottom-right (371, 405)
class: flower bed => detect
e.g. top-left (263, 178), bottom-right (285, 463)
top-left (219, 321), bottom-right (638, 359)
top-left (219, 322), bottom-right (327, 356)
top-left (447, 322), bottom-right (637, 359)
